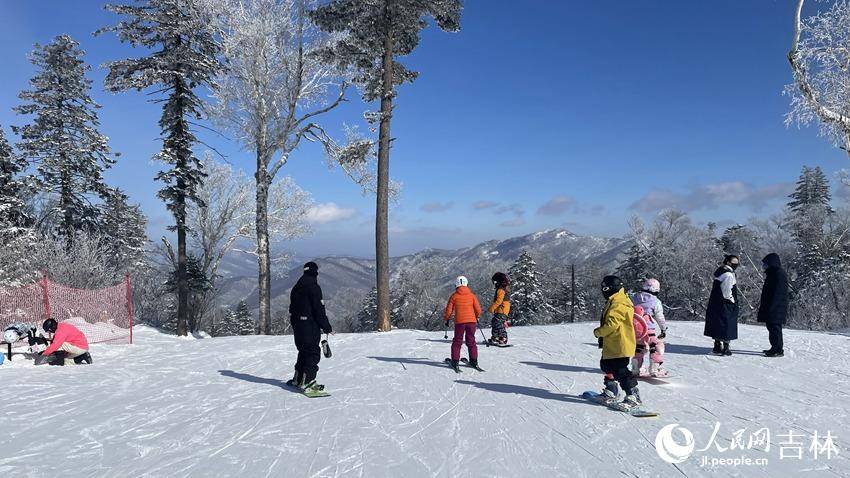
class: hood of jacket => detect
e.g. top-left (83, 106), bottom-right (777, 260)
top-left (455, 285), bottom-right (473, 295)
top-left (762, 253), bottom-right (782, 270)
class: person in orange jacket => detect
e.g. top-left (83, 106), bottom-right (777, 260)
top-left (488, 272), bottom-right (511, 346)
top-left (444, 276), bottom-right (482, 371)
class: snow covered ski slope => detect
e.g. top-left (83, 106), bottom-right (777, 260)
top-left (1, 322), bottom-right (847, 477)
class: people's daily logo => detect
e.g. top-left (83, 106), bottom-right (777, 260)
top-left (655, 424), bottom-right (696, 464)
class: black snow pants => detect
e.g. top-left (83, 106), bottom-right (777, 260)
top-left (767, 322), bottom-right (784, 352)
top-left (600, 357), bottom-right (637, 393)
top-left (291, 315), bottom-right (322, 382)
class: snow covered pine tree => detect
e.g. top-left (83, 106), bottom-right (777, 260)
top-left (99, 0), bottom-right (223, 336)
top-left (13, 35), bottom-right (115, 242)
top-left (310, 0), bottom-right (462, 332)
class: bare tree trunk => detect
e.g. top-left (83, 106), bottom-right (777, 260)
top-left (256, 151), bottom-right (272, 335)
top-left (175, 77), bottom-right (189, 338)
top-left (59, 158), bottom-right (74, 246)
top-left (375, 3), bottom-right (394, 332)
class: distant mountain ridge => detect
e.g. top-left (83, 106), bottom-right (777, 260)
top-left (217, 228), bottom-right (631, 324)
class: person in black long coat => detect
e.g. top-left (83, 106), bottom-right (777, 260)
top-left (704, 255), bottom-right (740, 356)
top-left (758, 253), bottom-right (788, 357)
top-left (288, 261), bottom-right (333, 389)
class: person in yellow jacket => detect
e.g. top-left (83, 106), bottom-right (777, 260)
top-left (593, 275), bottom-right (641, 406)
top-left (488, 272), bottom-right (510, 346)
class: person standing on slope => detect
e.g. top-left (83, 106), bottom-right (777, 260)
top-left (488, 272), bottom-right (510, 346)
top-left (288, 262), bottom-right (333, 392)
top-left (704, 255), bottom-right (740, 356)
top-left (630, 278), bottom-right (668, 377)
top-left (445, 276), bottom-right (483, 371)
top-left (758, 253), bottom-right (788, 358)
top-left (594, 275), bottom-right (641, 406)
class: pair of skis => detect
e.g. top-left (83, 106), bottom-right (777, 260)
top-left (444, 357), bottom-right (484, 373)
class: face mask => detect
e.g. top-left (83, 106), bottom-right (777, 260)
top-left (728, 262), bottom-right (740, 271)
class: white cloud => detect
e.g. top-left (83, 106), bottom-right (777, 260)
top-left (307, 202), bottom-right (357, 224)
top-left (629, 181), bottom-right (793, 214)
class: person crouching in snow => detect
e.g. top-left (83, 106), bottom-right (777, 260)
top-left (488, 272), bottom-right (510, 346)
top-left (594, 275), bottom-right (640, 406)
top-left (630, 278), bottom-right (668, 377)
top-left (445, 276), bottom-right (482, 370)
top-left (36, 318), bottom-right (92, 366)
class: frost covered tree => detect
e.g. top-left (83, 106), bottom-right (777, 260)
top-left (787, 0), bottom-right (850, 155)
top-left (552, 275), bottom-right (589, 323)
top-left (204, 0), bottom-right (373, 335)
top-left (99, 0), bottom-right (223, 336)
top-left (310, 0), bottom-right (462, 332)
top-left (787, 165), bottom-right (832, 282)
top-left (0, 127), bottom-right (33, 234)
top-left (617, 217), bottom-right (651, 290)
top-left (186, 156), bottom-right (312, 329)
top-left (355, 287), bottom-right (379, 332)
top-left (13, 35), bottom-right (115, 242)
top-left (234, 300), bottom-right (255, 335)
top-left (99, 188), bottom-right (149, 270)
top-left (508, 251), bottom-right (555, 326)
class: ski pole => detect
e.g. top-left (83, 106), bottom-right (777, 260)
top-left (476, 317), bottom-right (490, 347)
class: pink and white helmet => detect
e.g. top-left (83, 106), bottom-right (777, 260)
top-left (642, 278), bottom-right (661, 294)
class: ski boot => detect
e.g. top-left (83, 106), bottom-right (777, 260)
top-left (722, 342), bottom-right (732, 356)
top-left (73, 352), bottom-right (93, 365)
top-left (601, 378), bottom-right (619, 403)
top-left (447, 359), bottom-right (462, 373)
top-left (622, 387), bottom-right (642, 408)
top-left (286, 370), bottom-right (304, 388)
top-left (764, 349), bottom-right (784, 357)
top-left (301, 380), bottom-right (329, 397)
top-left (47, 351), bottom-right (67, 366)
top-left (712, 340), bottom-right (722, 355)
top-left (468, 358), bottom-right (484, 371)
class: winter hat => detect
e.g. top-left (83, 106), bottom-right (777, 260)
top-left (600, 275), bottom-right (624, 299)
top-left (455, 276), bottom-right (469, 288)
top-left (641, 278), bottom-right (661, 294)
top-left (304, 261), bottom-right (319, 276)
top-left (491, 272), bottom-right (509, 288)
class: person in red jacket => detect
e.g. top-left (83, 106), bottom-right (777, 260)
top-left (444, 276), bottom-right (482, 371)
top-left (37, 318), bottom-right (92, 366)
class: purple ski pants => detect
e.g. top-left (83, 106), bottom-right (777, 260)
top-left (451, 322), bottom-right (478, 361)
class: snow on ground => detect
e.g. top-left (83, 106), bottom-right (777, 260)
top-left (1, 322), bottom-right (848, 478)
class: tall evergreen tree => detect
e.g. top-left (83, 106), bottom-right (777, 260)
top-left (99, 0), bottom-right (223, 336)
top-left (99, 188), bottom-right (149, 270)
top-left (0, 127), bottom-right (32, 234)
top-left (234, 300), bottom-right (255, 335)
top-left (310, 0), bottom-right (462, 332)
top-left (355, 287), bottom-right (379, 332)
top-left (508, 251), bottom-right (555, 326)
top-left (616, 242), bottom-right (650, 290)
top-left (787, 165), bottom-right (832, 283)
top-left (13, 35), bottom-right (114, 241)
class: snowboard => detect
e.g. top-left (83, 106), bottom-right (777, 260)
top-left (581, 391), bottom-right (659, 417)
top-left (284, 381), bottom-right (330, 398)
top-left (484, 340), bottom-right (513, 348)
top-left (444, 358), bottom-right (462, 373)
top-left (459, 357), bottom-right (484, 371)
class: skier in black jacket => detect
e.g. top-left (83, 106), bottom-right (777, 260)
top-left (288, 261), bottom-right (333, 391)
top-left (758, 253), bottom-right (788, 357)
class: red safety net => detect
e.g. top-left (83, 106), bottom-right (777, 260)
top-left (0, 273), bottom-right (133, 348)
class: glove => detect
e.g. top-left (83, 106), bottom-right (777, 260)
top-left (657, 330), bottom-right (666, 340)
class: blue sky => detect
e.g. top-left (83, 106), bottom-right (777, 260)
top-left (1, 1), bottom-right (847, 259)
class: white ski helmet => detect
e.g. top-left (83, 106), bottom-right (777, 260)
top-left (642, 278), bottom-right (661, 294)
top-left (455, 276), bottom-right (469, 287)
top-left (3, 328), bottom-right (20, 344)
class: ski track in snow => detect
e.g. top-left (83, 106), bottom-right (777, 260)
top-left (1, 323), bottom-right (848, 477)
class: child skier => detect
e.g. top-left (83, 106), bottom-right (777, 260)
top-left (444, 276), bottom-right (483, 371)
top-left (488, 272), bottom-right (510, 346)
top-left (630, 278), bottom-right (668, 377)
top-left (593, 275), bottom-right (641, 407)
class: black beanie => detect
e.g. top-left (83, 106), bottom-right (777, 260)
top-left (304, 261), bottom-right (319, 276)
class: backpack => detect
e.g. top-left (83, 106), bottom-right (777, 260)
top-left (633, 306), bottom-right (650, 342)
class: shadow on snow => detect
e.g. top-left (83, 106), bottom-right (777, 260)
top-left (218, 370), bottom-right (301, 393)
top-left (520, 361), bottom-right (598, 374)
top-left (455, 380), bottom-right (596, 407)
top-left (368, 356), bottom-right (449, 369)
